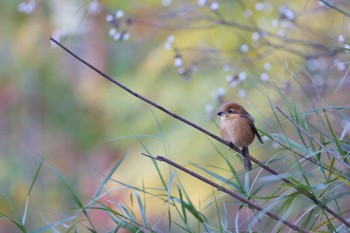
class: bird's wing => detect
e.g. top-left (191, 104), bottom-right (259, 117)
top-left (250, 122), bottom-right (263, 144)
top-left (242, 113), bottom-right (263, 144)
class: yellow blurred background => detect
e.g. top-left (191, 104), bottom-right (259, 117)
top-left (1, 0), bottom-right (350, 231)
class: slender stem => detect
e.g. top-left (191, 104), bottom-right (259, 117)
top-left (49, 38), bottom-right (237, 151)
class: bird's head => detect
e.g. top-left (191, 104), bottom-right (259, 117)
top-left (217, 102), bottom-right (248, 118)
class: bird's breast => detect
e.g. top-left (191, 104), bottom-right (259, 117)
top-left (220, 116), bottom-right (255, 148)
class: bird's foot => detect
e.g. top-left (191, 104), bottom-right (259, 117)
top-left (228, 143), bottom-right (235, 150)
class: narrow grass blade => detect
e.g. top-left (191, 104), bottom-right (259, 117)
top-left (45, 162), bottom-right (96, 232)
top-left (172, 184), bottom-right (207, 224)
top-left (92, 156), bottom-right (126, 201)
top-left (29, 215), bottom-right (77, 233)
top-left (318, 0), bottom-right (350, 17)
top-left (23, 159), bottom-right (45, 225)
top-left (177, 186), bottom-right (187, 224)
top-left (134, 192), bottom-right (148, 227)
top-left (191, 163), bottom-right (241, 191)
top-left (323, 110), bottom-right (348, 164)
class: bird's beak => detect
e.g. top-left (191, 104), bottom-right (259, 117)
top-left (217, 111), bottom-right (225, 116)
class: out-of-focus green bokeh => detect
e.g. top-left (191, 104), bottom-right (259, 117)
top-left (1, 0), bottom-right (350, 231)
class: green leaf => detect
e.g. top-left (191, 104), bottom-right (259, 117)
top-left (323, 109), bottom-right (348, 164)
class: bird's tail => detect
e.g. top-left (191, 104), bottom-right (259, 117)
top-left (244, 156), bottom-right (252, 171)
top-left (242, 147), bottom-right (252, 171)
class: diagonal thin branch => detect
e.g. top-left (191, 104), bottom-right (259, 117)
top-left (50, 38), bottom-right (350, 228)
top-left (49, 38), bottom-right (237, 150)
top-left (141, 153), bottom-right (309, 233)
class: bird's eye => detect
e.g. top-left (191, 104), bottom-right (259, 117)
top-left (227, 109), bottom-right (234, 114)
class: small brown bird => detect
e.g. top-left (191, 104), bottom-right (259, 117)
top-left (217, 102), bottom-right (263, 171)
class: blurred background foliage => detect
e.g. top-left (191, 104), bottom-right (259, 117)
top-left (1, 0), bottom-right (350, 232)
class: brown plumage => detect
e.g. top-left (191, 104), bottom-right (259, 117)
top-left (217, 102), bottom-right (263, 171)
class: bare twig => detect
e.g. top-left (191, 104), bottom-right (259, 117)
top-left (141, 153), bottom-right (309, 233)
top-left (50, 38), bottom-right (350, 228)
top-left (49, 38), bottom-right (237, 151)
